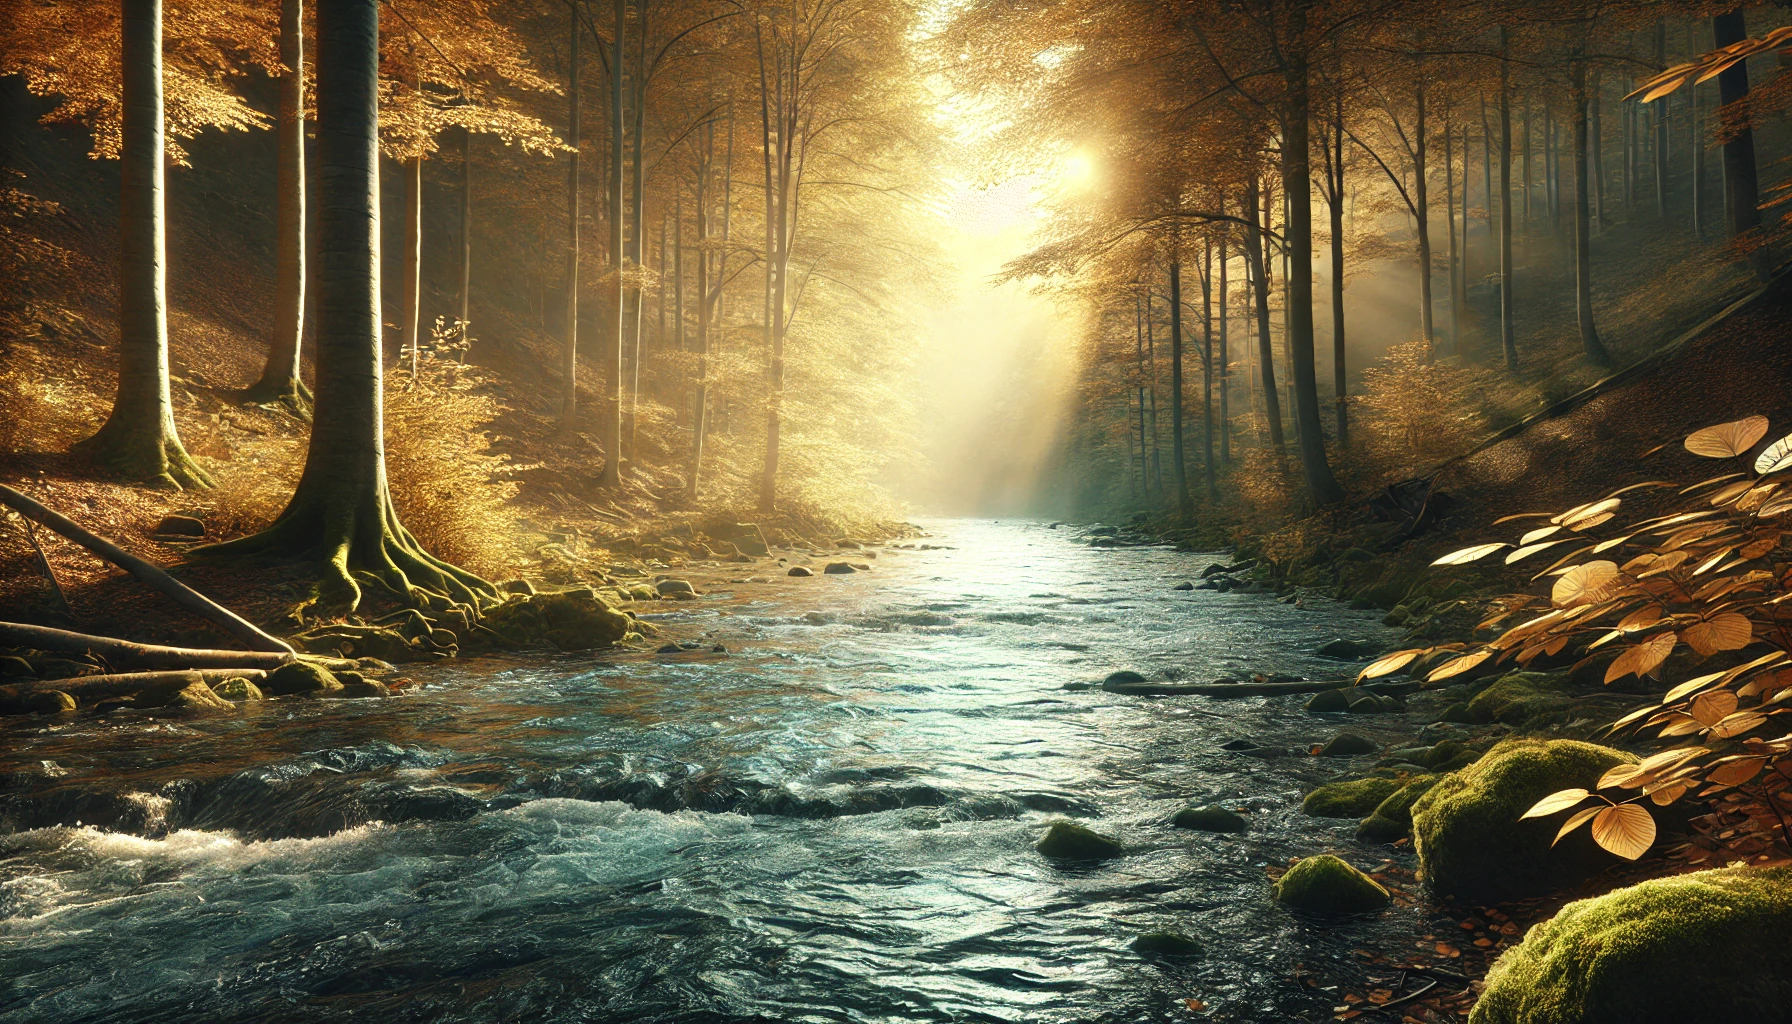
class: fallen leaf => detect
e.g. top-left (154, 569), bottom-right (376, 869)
top-left (1685, 416), bottom-right (1770, 459)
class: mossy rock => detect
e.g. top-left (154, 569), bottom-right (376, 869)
top-left (263, 661), bottom-right (344, 696)
top-left (1382, 605), bottom-right (1411, 627)
top-left (1355, 813), bottom-right (1408, 842)
top-left (1322, 732), bottom-right (1378, 757)
top-left (1274, 854), bottom-right (1391, 913)
top-left (138, 674), bottom-right (234, 710)
top-left (483, 590), bottom-right (632, 651)
top-left (1306, 688), bottom-right (1351, 713)
top-left (1303, 776), bottom-right (1403, 818)
top-left (1035, 820), bottom-right (1124, 860)
top-left (1440, 701), bottom-right (1474, 723)
top-left (1412, 739), bottom-right (1637, 903)
top-left (1171, 805), bottom-right (1249, 832)
top-left (1467, 671), bottom-right (1573, 725)
top-left (1131, 931), bottom-right (1205, 958)
top-left (1471, 866), bottom-right (1792, 1024)
top-left (629, 584), bottom-right (661, 601)
top-left (16, 689), bottom-right (76, 713)
top-left (1423, 739), bottom-right (1468, 769)
top-left (211, 676), bottom-right (264, 701)
top-left (1355, 775), bottom-right (1441, 841)
top-left (1347, 695), bottom-right (1384, 714)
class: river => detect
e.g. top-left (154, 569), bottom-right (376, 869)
top-left (1, 519), bottom-right (1440, 1023)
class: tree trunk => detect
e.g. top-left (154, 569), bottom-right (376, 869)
top-left (1415, 81), bottom-right (1435, 358)
top-left (1279, 21), bottom-right (1344, 506)
top-left (598, 0), bottom-right (625, 485)
top-left (560, 9), bottom-right (580, 430)
top-left (1243, 178), bottom-right (1284, 451)
top-left (1713, 8), bottom-right (1765, 276)
top-left (1135, 291), bottom-right (1148, 490)
top-left (627, 61), bottom-right (647, 459)
top-left (398, 155), bottom-right (422, 380)
top-left (1521, 95), bottom-right (1532, 232)
top-left (1591, 70), bottom-right (1607, 232)
top-left (1218, 224), bottom-right (1231, 463)
top-left (1654, 21), bottom-right (1669, 220)
top-left (1446, 114), bottom-right (1459, 356)
top-left (688, 125), bottom-right (712, 498)
top-left (1168, 259), bottom-right (1190, 514)
top-left (197, 0), bottom-right (493, 616)
top-left (1480, 92), bottom-right (1493, 252)
top-left (1200, 241), bottom-right (1216, 500)
top-left (77, 0), bottom-right (212, 489)
top-left (1498, 26), bottom-right (1517, 371)
top-left (245, 0), bottom-right (310, 412)
top-left (460, 128), bottom-right (472, 330)
top-left (1572, 56), bottom-right (1610, 365)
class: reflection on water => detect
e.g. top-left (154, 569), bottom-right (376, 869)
top-left (1, 520), bottom-right (1424, 1023)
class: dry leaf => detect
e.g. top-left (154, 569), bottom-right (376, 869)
top-left (1690, 690), bottom-right (1740, 726)
top-left (1520, 525), bottom-right (1563, 545)
top-left (1710, 711), bottom-right (1768, 739)
top-left (1604, 632), bottom-right (1677, 683)
top-left (1706, 757), bottom-right (1767, 787)
top-left (1427, 649), bottom-right (1493, 683)
top-left (1589, 803), bottom-right (1656, 860)
top-left (1552, 561), bottom-right (1620, 608)
top-left (1522, 788), bottom-right (1590, 819)
top-left (1433, 543), bottom-right (1510, 566)
top-left (1599, 764), bottom-right (1647, 789)
top-left (1754, 430), bottom-right (1792, 475)
top-left (1684, 417), bottom-right (1770, 459)
top-left (1506, 540), bottom-right (1573, 564)
top-left (1358, 649), bottom-right (1423, 681)
top-left (1682, 613), bottom-right (1754, 656)
top-left (1553, 805), bottom-right (1601, 845)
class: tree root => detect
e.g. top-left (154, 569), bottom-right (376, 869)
top-left (73, 424), bottom-right (214, 491)
top-left (238, 377), bottom-right (314, 420)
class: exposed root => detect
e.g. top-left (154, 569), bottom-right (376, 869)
top-left (238, 376), bottom-right (314, 421)
top-left (73, 425), bottom-right (214, 491)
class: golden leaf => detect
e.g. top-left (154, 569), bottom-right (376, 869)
top-left (1618, 603), bottom-right (1665, 630)
top-left (1357, 649), bottom-right (1422, 681)
top-left (1690, 690), bottom-right (1739, 726)
top-left (1664, 671), bottom-right (1726, 703)
top-left (1427, 649), bottom-right (1493, 683)
top-left (1684, 416), bottom-right (1770, 459)
top-left (1521, 525), bottom-right (1564, 545)
top-left (1710, 711), bottom-right (1768, 739)
top-left (1658, 714), bottom-right (1706, 738)
top-left (1493, 512), bottom-right (1554, 525)
top-left (1639, 747), bottom-right (1708, 774)
top-left (1592, 534), bottom-right (1634, 554)
top-left (1432, 543), bottom-right (1510, 566)
top-left (1552, 561), bottom-right (1620, 608)
top-left (1599, 763), bottom-right (1647, 789)
top-left (1680, 473), bottom-right (1748, 496)
top-left (1740, 536), bottom-right (1782, 560)
top-left (1553, 806), bottom-right (1602, 846)
top-left (1553, 498), bottom-right (1621, 528)
top-left (1589, 803), bottom-right (1656, 860)
top-left (1521, 787), bottom-right (1591, 819)
top-left (1649, 783), bottom-right (1688, 806)
top-left (1736, 484), bottom-right (1780, 513)
top-left (1758, 496), bottom-right (1792, 518)
top-left (1706, 757), bottom-right (1767, 787)
top-left (1754, 431), bottom-right (1792, 475)
top-left (1682, 613), bottom-right (1754, 656)
top-left (1506, 540), bottom-right (1573, 564)
top-left (1604, 632), bottom-right (1677, 684)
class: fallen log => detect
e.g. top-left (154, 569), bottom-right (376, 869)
top-left (0, 483), bottom-right (292, 654)
top-left (0, 668), bottom-right (266, 703)
top-left (1100, 678), bottom-right (1420, 698)
top-left (0, 621), bottom-right (296, 670)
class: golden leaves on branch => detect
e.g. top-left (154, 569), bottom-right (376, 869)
top-left (1589, 804), bottom-right (1656, 860)
top-left (1520, 788), bottom-right (1590, 819)
top-left (1684, 416), bottom-right (1770, 459)
top-left (1603, 631), bottom-right (1676, 683)
top-left (1432, 542), bottom-right (1509, 566)
top-left (1755, 431), bottom-right (1792, 475)
top-left (1681, 613), bottom-right (1754, 656)
top-left (1357, 649), bottom-right (1423, 681)
top-left (1552, 561), bottom-right (1619, 608)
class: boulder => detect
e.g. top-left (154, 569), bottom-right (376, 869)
top-left (1305, 688), bottom-right (1352, 713)
top-left (1467, 671), bottom-right (1573, 724)
top-left (823, 562), bottom-right (858, 574)
top-left (1439, 701), bottom-right (1474, 723)
top-left (1172, 805), bottom-right (1249, 832)
top-left (263, 661), bottom-right (345, 696)
top-left (482, 590), bottom-right (632, 651)
top-left (1412, 739), bottom-right (1637, 903)
top-left (1035, 820), bottom-right (1124, 860)
top-left (1104, 670), bottom-right (1148, 687)
top-left (1321, 732), bottom-right (1379, 757)
top-left (138, 674), bottom-right (234, 710)
top-left (1347, 695), bottom-right (1384, 714)
top-left (152, 514), bottom-right (206, 537)
top-left (1130, 931), bottom-right (1205, 958)
top-left (210, 676), bottom-right (264, 701)
top-left (1317, 638), bottom-right (1380, 660)
top-left (336, 680), bottom-right (391, 699)
top-left (1470, 866), bottom-right (1792, 1024)
top-left (1273, 854), bottom-right (1391, 913)
top-left (655, 579), bottom-right (697, 596)
top-left (1303, 777), bottom-right (1403, 818)
top-left (17, 689), bottom-right (76, 714)
top-left (709, 522), bottom-right (772, 557)
top-left (1356, 775), bottom-right (1441, 842)
top-left (1172, 581), bottom-right (1195, 591)
top-left (788, 566), bottom-right (814, 577)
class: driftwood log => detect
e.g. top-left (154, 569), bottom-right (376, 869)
top-left (0, 483), bottom-right (292, 654)
top-left (0, 668), bottom-right (266, 702)
top-left (0, 622), bottom-right (296, 670)
top-left (1101, 678), bottom-right (1420, 698)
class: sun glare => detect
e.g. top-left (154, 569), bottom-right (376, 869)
top-left (1059, 152), bottom-right (1094, 188)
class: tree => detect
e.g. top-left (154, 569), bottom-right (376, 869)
top-left (74, 0), bottom-right (214, 490)
top-left (242, 0), bottom-right (310, 413)
top-left (200, 0), bottom-right (495, 615)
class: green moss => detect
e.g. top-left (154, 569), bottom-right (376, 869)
top-left (1274, 854), bottom-right (1391, 913)
top-left (1468, 672), bottom-right (1572, 725)
top-left (211, 676), bottom-right (264, 701)
top-left (1303, 777), bottom-right (1403, 818)
top-left (1412, 739), bottom-right (1636, 903)
top-left (1355, 813), bottom-right (1407, 842)
top-left (1440, 702), bottom-right (1474, 723)
top-left (483, 590), bottom-right (632, 651)
top-left (1035, 820), bottom-right (1124, 860)
top-left (1172, 806), bottom-right (1249, 832)
top-left (263, 661), bottom-right (343, 696)
top-left (1471, 867), bottom-right (1792, 1024)
top-left (1423, 740), bottom-right (1468, 769)
top-left (1371, 774), bottom-right (1441, 828)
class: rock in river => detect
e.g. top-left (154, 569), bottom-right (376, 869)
top-left (263, 661), bottom-right (344, 696)
top-left (1035, 820), bottom-right (1124, 860)
top-left (1320, 732), bottom-right (1378, 757)
top-left (788, 566), bottom-right (814, 577)
top-left (1273, 854), bottom-right (1390, 913)
top-left (823, 562), bottom-right (858, 574)
top-left (1305, 688), bottom-right (1352, 713)
top-left (1172, 805), bottom-right (1249, 832)
top-left (1303, 776), bottom-right (1403, 818)
top-left (1104, 670), bottom-right (1148, 687)
top-left (1316, 638), bottom-right (1380, 660)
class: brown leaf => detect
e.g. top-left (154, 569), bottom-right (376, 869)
top-left (1432, 543), bottom-right (1509, 566)
top-left (1553, 805), bottom-right (1601, 846)
top-left (1427, 649), bottom-right (1493, 683)
top-left (1358, 649), bottom-right (1423, 681)
top-left (1710, 711), bottom-right (1768, 739)
top-left (1684, 416), bottom-right (1770, 459)
top-left (1605, 632), bottom-right (1677, 684)
top-left (1682, 613), bottom-right (1754, 656)
top-left (1706, 757), bottom-right (1767, 788)
top-left (1552, 561), bottom-right (1620, 608)
top-left (1690, 690), bottom-right (1740, 727)
top-left (1522, 788), bottom-right (1591, 819)
top-left (1590, 803), bottom-right (1656, 860)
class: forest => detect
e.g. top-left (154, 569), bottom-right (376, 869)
top-left (4, 0), bottom-right (1792, 1022)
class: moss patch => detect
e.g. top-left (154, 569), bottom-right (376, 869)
top-left (483, 590), bottom-right (633, 651)
top-left (1467, 671), bottom-right (1573, 725)
top-left (1412, 739), bottom-right (1636, 903)
top-left (1471, 866), bottom-right (1792, 1024)
top-left (1274, 854), bottom-right (1391, 913)
top-left (1303, 777), bottom-right (1403, 818)
top-left (1035, 820), bottom-right (1124, 860)
top-left (1355, 774), bottom-right (1442, 842)
top-left (1172, 806), bottom-right (1249, 832)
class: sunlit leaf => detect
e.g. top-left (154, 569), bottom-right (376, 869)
top-left (1754, 431), bottom-right (1792, 475)
top-left (1604, 632), bottom-right (1677, 683)
top-left (1736, 484), bottom-right (1780, 513)
top-left (1506, 540), bottom-right (1574, 564)
top-left (1690, 690), bottom-right (1740, 726)
top-left (1740, 536), bottom-right (1782, 559)
top-left (1553, 498), bottom-right (1621, 528)
top-left (1709, 481), bottom-right (1754, 506)
top-left (1357, 649), bottom-right (1423, 681)
top-left (1427, 649), bottom-right (1493, 683)
top-left (1680, 473), bottom-right (1747, 496)
top-left (1681, 613), bottom-right (1754, 656)
top-left (1521, 787), bottom-right (1590, 819)
top-left (1553, 561), bottom-right (1620, 608)
top-left (1606, 481), bottom-right (1675, 499)
top-left (1599, 764), bottom-right (1647, 789)
top-left (1532, 545), bottom-right (1599, 582)
top-left (1664, 671), bottom-right (1726, 703)
top-left (1553, 806), bottom-right (1602, 846)
top-left (1658, 714), bottom-right (1706, 738)
top-left (1618, 603), bottom-right (1665, 630)
top-left (1710, 711), bottom-right (1768, 739)
top-left (1649, 783), bottom-right (1688, 805)
top-left (1592, 534), bottom-right (1634, 554)
top-left (1589, 803), bottom-right (1656, 860)
top-left (1493, 512), bottom-right (1554, 525)
top-left (1432, 543), bottom-right (1510, 566)
top-left (1521, 525), bottom-right (1563, 545)
top-left (1706, 756), bottom-right (1767, 788)
top-left (1685, 417), bottom-right (1770, 459)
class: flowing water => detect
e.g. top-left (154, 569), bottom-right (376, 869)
top-left (0, 519), bottom-right (1439, 1023)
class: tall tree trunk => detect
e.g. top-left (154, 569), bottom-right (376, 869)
top-left (200, 0), bottom-right (492, 615)
top-left (1169, 259), bottom-right (1190, 514)
top-left (627, 55), bottom-right (646, 459)
top-left (1279, 20), bottom-right (1344, 506)
top-left (1480, 92), bottom-right (1493, 252)
top-left (560, 9), bottom-right (580, 430)
top-left (1200, 240), bottom-right (1215, 501)
top-left (1414, 81), bottom-right (1434, 359)
top-left (1446, 114), bottom-right (1459, 356)
top-left (1654, 21), bottom-right (1669, 220)
top-left (689, 128), bottom-right (712, 498)
top-left (245, 0), bottom-right (310, 412)
top-left (1498, 26), bottom-right (1517, 371)
top-left (757, 22), bottom-right (784, 513)
top-left (1135, 290), bottom-right (1148, 491)
top-left (1591, 70), bottom-right (1607, 232)
top-left (1693, 48), bottom-right (1706, 238)
top-left (398, 155), bottom-right (422, 380)
top-left (1243, 178), bottom-right (1284, 451)
top-left (1522, 95), bottom-right (1532, 232)
top-left (598, 0), bottom-right (625, 485)
top-left (78, 0), bottom-right (212, 489)
top-left (1572, 56), bottom-right (1610, 365)
top-left (1218, 223), bottom-right (1231, 463)
top-left (460, 128), bottom-right (472, 329)
top-left (1713, 8), bottom-right (1765, 276)
top-left (673, 193), bottom-right (684, 352)
top-left (1145, 289), bottom-right (1161, 487)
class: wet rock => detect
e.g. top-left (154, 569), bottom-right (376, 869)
top-left (94, 697), bottom-right (136, 714)
top-left (1439, 701), bottom-right (1474, 723)
top-left (787, 566), bottom-right (814, 577)
top-left (1172, 581), bottom-right (1195, 591)
top-left (210, 676), bottom-right (264, 702)
top-left (1105, 670), bottom-right (1148, 687)
top-left (1466, 671), bottom-right (1572, 724)
top-left (1035, 820), bottom-right (1124, 860)
top-left (1218, 737), bottom-right (1261, 751)
top-left (152, 514), bottom-right (206, 537)
top-left (1273, 854), bottom-right (1390, 913)
top-left (336, 680), bottom-right (391, 699)
top-left (1305, 688), bottom-right (1352, 713)
top-left (629, 584), bottom-right (660, 601)
top-left (1316, 638), bottom-right (1380, 660)
top-left (1172, 805), bottom-right (1249, 832)
top-left (501, 579), bottom-right (536, 595)
top-left (1472, 866), bottom-right (1792, 1024)
top-left (1347, 695), bottom-right (1384, 714)
top-left (1131, 931), bottom-right (1205, 958)
top-left (138, 674), bottom-right (234, 710)
top-left (1356, 775), bottom-right (1441, 842)
top-left (823, 562), bottom-right (858, 574)
top-left (1377, 694), bottom-right (1406, 713)
top-left (655, 579), bottom-right (696, 596)
top-left (711, 644), bottom-right (728, 654)
top-left (1413, 738), bottom-right (1638, 903)
top-left (1322, 732), bottom-right (1379, 757)
top-left (263, 661), bottom-right (345, 696)
top-left (1303, 777), bottom-right (1403, 818)
top-left (483, 590), bottom-right (632, 651)
top-left (16, 689), bottom-right (76, 714)
top-left (1382, 605), bottom-right (1411, 627)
